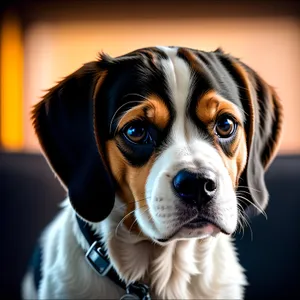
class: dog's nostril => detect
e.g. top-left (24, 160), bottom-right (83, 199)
top-left (204, 179), bottom-right (217, 193)
top-left (173, 170), bottom-right (198, 199)
top-left (173, 169), bottom-right (217, 204)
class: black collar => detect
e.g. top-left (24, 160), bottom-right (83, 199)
top-left (76, 215), bottom-right (151, 300)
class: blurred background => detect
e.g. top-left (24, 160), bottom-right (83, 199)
top-left (0, 0), bottom-right (300, 153)
top-left (0, 0), bottom-right (299, 299)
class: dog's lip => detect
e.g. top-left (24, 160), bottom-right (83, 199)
top-left (156, 231), bottom-right (178, 243)
top-left (185, 215), bottom-right (230, 235)
top-left (156, 238), bottom-right (170, 243)
top-left (156, 215), bottom-right (230, 243)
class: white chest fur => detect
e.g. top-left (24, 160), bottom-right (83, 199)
top-left (24, 204), bottom-right (247, 299)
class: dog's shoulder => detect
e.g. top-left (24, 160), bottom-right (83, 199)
top-left (23, 200), bottom-right (124, 299)
top-left (22, 202), bottom-right (75, 299)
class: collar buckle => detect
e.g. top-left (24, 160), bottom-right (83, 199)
top-left (120, 282), bottom-right (151, 300)
top-left (85, 241), bottom-right (112, 276)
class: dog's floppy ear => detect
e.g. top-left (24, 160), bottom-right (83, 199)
top-left (219, 55), bottom-right (283, 216)
top-left (237, 62), bottom-right (283, 215)
top-left (32, 61), bottom-right (115, 222)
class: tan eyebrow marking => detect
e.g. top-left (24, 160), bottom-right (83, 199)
top-left (196, 91), bottom-right (244, 127)
top-left (116, 94), bottom-right (170, 130)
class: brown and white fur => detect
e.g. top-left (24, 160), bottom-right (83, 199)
top-left (22, 46), bottom-right (283, 299)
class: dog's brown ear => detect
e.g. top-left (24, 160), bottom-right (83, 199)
top-left (238, 62), bottom-right (283, 215)
top-left (32, 61), bottom-right (115, 222)
top-left (219, 55), bottom-right (283, 216)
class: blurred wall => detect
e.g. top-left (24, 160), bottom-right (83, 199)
top-left (1, 0), bottom-right (300, 153)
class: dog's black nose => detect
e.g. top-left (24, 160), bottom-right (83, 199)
top-left (172, 169), bottom-right (217, 204)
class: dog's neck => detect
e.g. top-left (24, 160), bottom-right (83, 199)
top-left (106, 230), bottom-right (219, 299)
top-left (72, 203), bottom-right (233, 299)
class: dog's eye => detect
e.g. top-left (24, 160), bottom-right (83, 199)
top-left (215, 115), bottom-right (237, 138)
top-left (123, 121), bottom-right (152, 144)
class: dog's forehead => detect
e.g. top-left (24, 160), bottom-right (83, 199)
top-left (104, 46), bottom-right (244, 122)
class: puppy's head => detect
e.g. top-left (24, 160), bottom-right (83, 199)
top-left (33, 46), bottom-right (283, 242)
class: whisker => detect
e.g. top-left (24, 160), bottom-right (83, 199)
top-left (114, 205), bottom-right (148, 237)
top-left (129, 207), bottom-right (149, 236)
top-left (237, 195), bottom-right (268, 220)
top-left (137, 210), bottom-right (153, 239)
top-left (243, 216), bottom-right (253, 241)
top-left (236, 204), bottom-right (245, 238)
top-left (109, 100), bottom-right (144, 134)
top-left (122, 93), bottom-right (150, 102)
top-left (237, 188), bottom-right (267, 221)
top-left (238, 191), bottom-right (264, 211)
top-left (128, 216), bottom-right (138, 236)
top-left (237, 189), bottom-right (266, 215)
top-left (115, 210), bottom-right (135, 237)
top-left (238, 194), bottom-right (265, 216)
top-left (240, 210), bottom-right (253, 241)
top-left (238, 185), bottom-right (262, 193)
top-left (115, 189), bottom-right (153, 210)
top-left (236, 190), bottom-right (252, 196)
top-left (236, 203), bottom-right (254, 241)
top-left (116, 197), bottom-right (151, 210)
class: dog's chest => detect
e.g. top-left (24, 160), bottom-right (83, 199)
top-left (38, 208), bottom-right (245, 299)
top-left (103, 236), bottom-right (245, 299)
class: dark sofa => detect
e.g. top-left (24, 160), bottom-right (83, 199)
top-left (0, 152), bottom-right (299, 299)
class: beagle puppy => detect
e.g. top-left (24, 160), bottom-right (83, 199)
top-left (22, 46), bottom-right (283, 299)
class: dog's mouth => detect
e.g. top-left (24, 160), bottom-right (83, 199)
top-left (156, 215), bottom-right (230, 243)
top-left (185, 216), bottom-right (230, 235)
